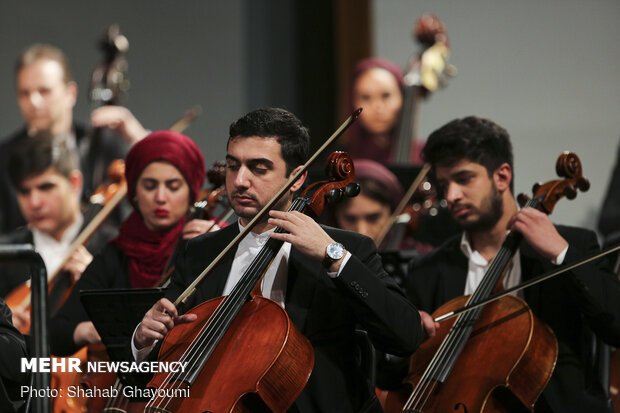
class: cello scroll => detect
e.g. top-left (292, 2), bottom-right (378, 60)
top-left (517, 151), bottom-right (590, 213)
top-left (302, 152), bottom-right (360, 218)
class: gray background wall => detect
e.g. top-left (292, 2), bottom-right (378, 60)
top-left (1, 1), bottom-right (618, 233)
top-left (373, 0), bottom-right (620, 232)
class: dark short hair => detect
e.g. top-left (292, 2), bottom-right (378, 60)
top-left (423, 116), bottom-right (513, 190)
top-left (15, 44), bottom-right (74, 84)
top-left (8, 133), bottom-right (78, 189)
top-left (228, 108), bottom-right (310, 175)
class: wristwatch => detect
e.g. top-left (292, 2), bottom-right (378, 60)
top-left (323, 242), bottom-right (345, 268)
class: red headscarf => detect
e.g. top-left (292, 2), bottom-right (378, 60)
top-left (113, 131), bottom-right (206, 288)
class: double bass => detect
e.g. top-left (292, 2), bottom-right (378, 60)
top-left (393, 14), bottom-right (455, 166)
top-left (383, 152), bottom-right (590, 412)
top-left (381, 14), bottom-right (457, 252)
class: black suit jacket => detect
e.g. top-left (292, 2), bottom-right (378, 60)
top-left (598, 140), bottom-right (620, 239)
top-left (405, 225), bottom-right (620, 413)
top-left (162, 223), bottom-right (422, 413)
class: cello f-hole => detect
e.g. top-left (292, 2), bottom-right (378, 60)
top-left (454, 402), bottom-right (469, 412)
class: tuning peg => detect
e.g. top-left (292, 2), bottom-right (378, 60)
top-left (531, 182), bottom-right (541, 194)
top-left (563, 185), bottom-right (577, 200)
top-left (517, 193), bottom-right (530, 207)
top-left (577, 177), bottom-right (590, 192)
top-left (326, 188), bottom-right (343, 204)
top-left (345, 182), bottom-right (360, 198)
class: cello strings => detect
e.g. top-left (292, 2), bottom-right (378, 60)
top-left (102, 377), bottom-right (124, 410)
top-left (173, 198), bottom-right (302, 377)
top-left (405, 198), bottom-right (537, 410)
top-left (148, 198), bottom-right (306, 410)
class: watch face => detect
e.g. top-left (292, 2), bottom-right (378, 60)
top-left (327, 243), bottom-right (344, 260)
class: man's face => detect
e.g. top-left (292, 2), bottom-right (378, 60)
top-left (226, 136), bottom-right (301, 225)
top-left (335, 194), bottom-right (390, 245)
top-left (16, 167), bottom-right (81, 240)
top-left (435, 160), bottom-right (503, 232)
top-left (16, 59), bottom-right (77, 136)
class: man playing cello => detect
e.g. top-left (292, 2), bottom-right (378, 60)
top-left (132, 107), bottom-right (422, 412)
top-left (398, 116), bottom-right (620, 412)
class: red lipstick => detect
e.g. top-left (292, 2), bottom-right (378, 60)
top-left (154, 208), bottom-right (169, 217)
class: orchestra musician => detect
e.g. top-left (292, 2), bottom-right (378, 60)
top-left (0, 134), bottom-right (113, 331)
top-left (0, 44), bottom-right (149, 235)
top-left (330, 158), bottom-right (404, 246)
top-left (131, 108), bottom-right (422, 412)
top-left (344, 57), bottom-right (424, 165)
top-left (398, 116), bottom-right (620, 412)
top-left (50, 130), bottom-right (220, 356)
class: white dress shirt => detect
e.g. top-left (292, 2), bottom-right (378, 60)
top-left (223, 224), bottom-right (289, 308)
top-left (460, 232), bottom-right (568, 296)
top-left (32, 213), bottom-right (83, 277)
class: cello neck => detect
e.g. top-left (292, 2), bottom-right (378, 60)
top-left (468, 197), bottom-right (540, 304)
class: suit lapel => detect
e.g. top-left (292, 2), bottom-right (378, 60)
top-left (191, 224), bottom-right (239, 301)
top-left (284, 247), bottom-right (318, 333)
top-left (440, 241), bottom-right (468, 304)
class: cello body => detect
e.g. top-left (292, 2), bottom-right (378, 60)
top-left (146, 295), bottom-right (314, 413)
top-left (384, 295), bottom-right (557, 413)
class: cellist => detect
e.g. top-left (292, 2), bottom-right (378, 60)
top-left (0, 133), bottom-right (113, 330)
top-left (394, 116), bottom-right (620, 412)
top-left (132, 107), bottom-right (422, 412)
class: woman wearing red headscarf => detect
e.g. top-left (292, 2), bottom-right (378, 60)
top-left (345, 57), bottom-right (424, 165)
top-left (50, 130), bottom-right (221, 355)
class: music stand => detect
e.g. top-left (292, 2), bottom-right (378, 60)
top-left (80, 288), bottom-right (165, 361)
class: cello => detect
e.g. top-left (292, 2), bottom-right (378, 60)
top-left (383, 151), bottom-right (590, 412)
top-left (137, 110), bottom-right (362, 412)
top-left (143, 151), bottom-right (360, 412)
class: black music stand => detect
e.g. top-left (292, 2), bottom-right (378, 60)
top-left (80, 288), bottom-right (165, 362)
